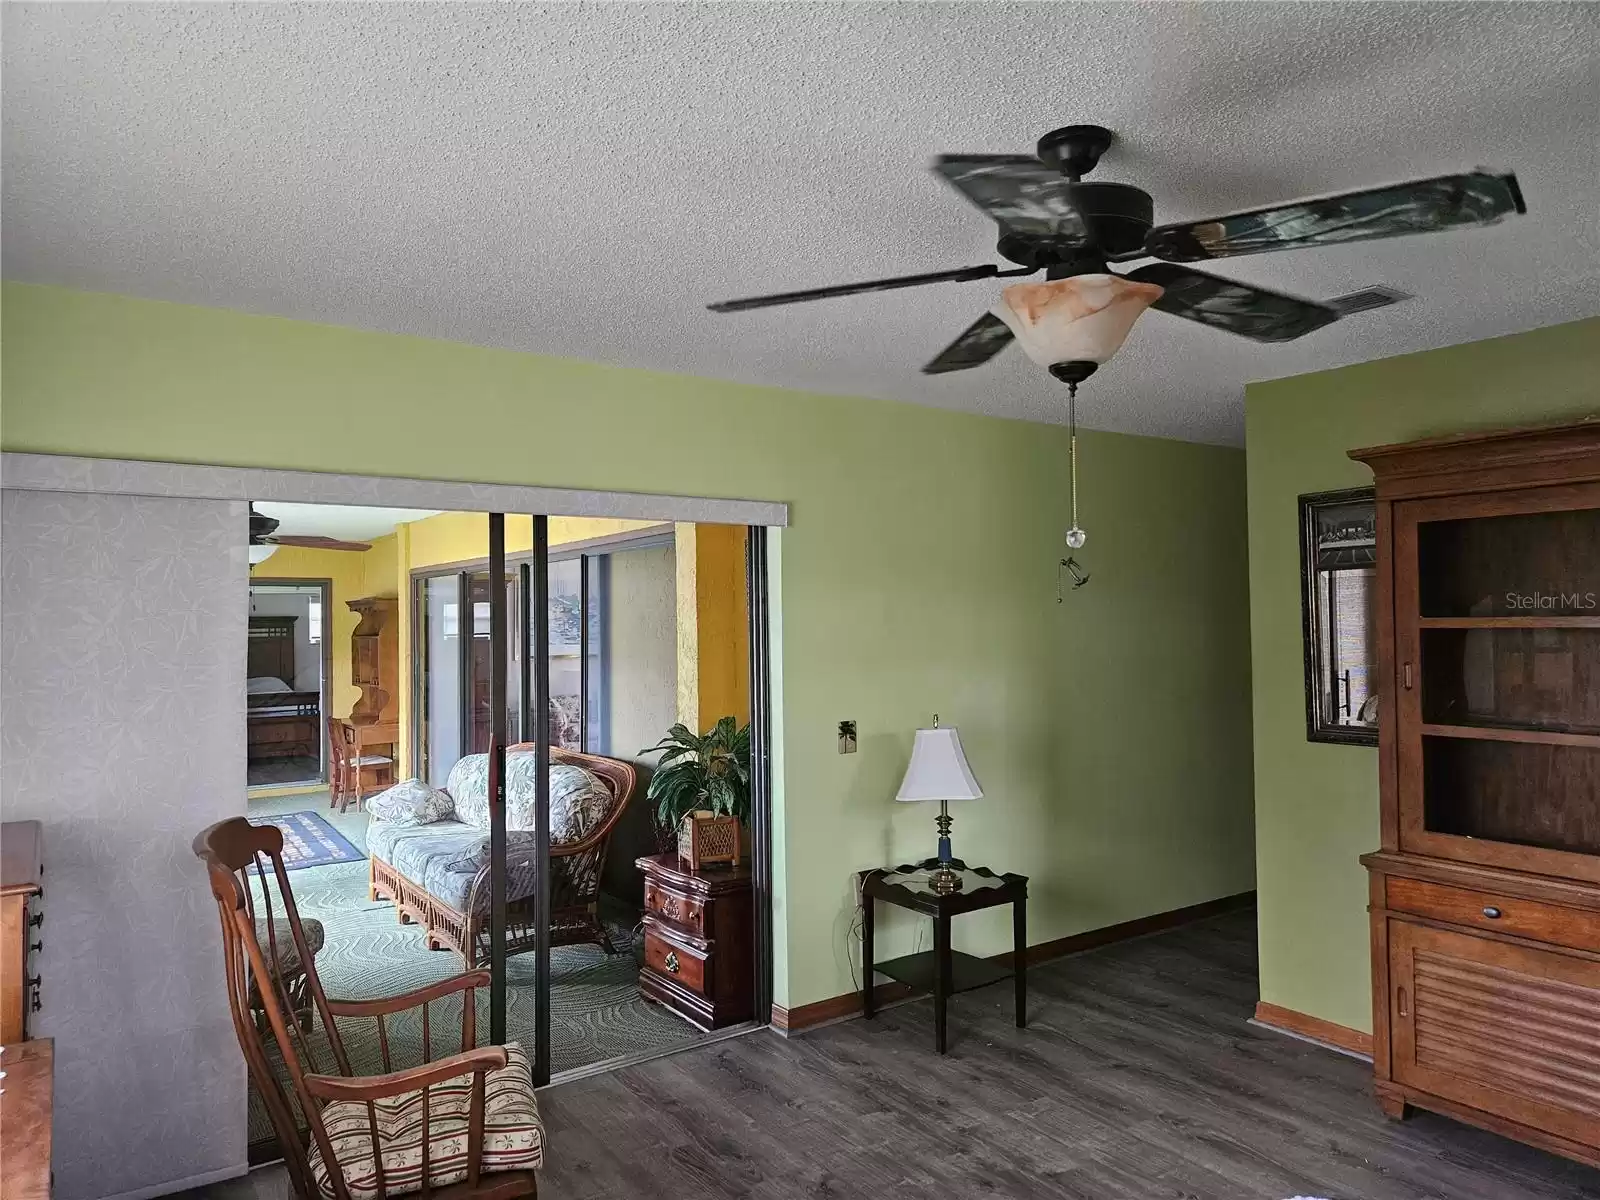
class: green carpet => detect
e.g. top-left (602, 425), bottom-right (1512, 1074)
top-left (243, 794), bottom-right (708, 1145)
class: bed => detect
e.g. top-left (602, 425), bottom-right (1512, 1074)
top-left (246, 616), bottom-right (321, 761)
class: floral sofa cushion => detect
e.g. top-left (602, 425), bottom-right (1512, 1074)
top-left (369, 822), bottom-right (543, 914)
top-left (443, 752), bottom-right (613, 841)
top-left (365, 777), bottom-right (455, 826)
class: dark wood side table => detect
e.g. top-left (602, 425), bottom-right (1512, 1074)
top-left (860, 858), bottom-right (1028, 1053)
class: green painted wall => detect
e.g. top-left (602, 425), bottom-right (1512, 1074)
top-left (1, 282), bottom-right (1257, 1009)
top-left (1246, 317), bottom-right (1600, 1033)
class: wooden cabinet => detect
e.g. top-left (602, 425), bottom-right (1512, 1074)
top-left (636, 853), bottom-right (753, 1030)
top-left (1357, 420), bottom-right (1600, 1168)
top-left (2, 820), bottom-right (44, 1044)
top-left (346, 597), bottom-right (398, 728)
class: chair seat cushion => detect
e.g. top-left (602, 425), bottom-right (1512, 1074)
top-left (254, 917), bottom-right (324, 973)
top-left (369, 824), bottom-right (548, 916)
top-left (308, 1041), bottom-right (544, 1200)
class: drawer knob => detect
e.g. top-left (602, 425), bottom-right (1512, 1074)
top-left (1482, 906), bottom-right (1502, 919)
top-left (664, 951), bottom-right (680, 974)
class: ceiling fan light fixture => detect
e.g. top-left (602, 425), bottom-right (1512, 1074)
top-left (248, 543), bottom-right (279, 565)
top-left (992, 274), bottom-right (1164, 368)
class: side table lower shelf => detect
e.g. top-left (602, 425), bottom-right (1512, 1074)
top-left (874, 950), bottom-right (1013, 996)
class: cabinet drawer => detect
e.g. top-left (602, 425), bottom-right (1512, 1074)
top-left (643, 880), bottom-right (705, 935)
top-left (643, 925), bottom-right (708, 995)
top-left (1387, 877), bottom-right (1600, 954)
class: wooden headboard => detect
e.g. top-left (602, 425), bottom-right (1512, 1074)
top-left (247, 615), bottom-right (297, 684)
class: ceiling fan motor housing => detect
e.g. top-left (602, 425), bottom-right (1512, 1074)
top-left (997, 181), bottom-right (1154, 268)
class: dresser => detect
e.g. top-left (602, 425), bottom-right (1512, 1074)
top-left (1354, 421), bottom-right (1600, 1169)
top-left (1, 820), bottom-right (44, 1044)
top-left (0, 1038), bottom-right (53, 1199)
top-left (637, 853), bottom-right (753, 1030)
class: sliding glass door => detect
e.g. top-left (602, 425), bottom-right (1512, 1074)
top-left (410, 518), bottom-right (769, 1086)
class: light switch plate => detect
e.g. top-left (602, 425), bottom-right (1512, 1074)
top-left (838, 720), bottom-right (858, 754)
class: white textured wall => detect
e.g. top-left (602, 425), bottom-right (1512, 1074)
top-left (0, 490), bottom-right (248, 1199)
top-left (605, 544), bottom-right (678, 766)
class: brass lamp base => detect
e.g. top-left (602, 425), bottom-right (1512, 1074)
top-left (928, 866), bottom-right (964, 895)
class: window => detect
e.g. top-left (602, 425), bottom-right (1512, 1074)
top-left (307, 597), bottom-right (322, 644)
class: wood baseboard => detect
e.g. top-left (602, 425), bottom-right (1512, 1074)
top-left (773, 889), bottom-right (1257, 1035)
top-left (1252, 1001), bottom-right (1373, 1059)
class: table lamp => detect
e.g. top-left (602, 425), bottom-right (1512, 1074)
top-left (896, 715), bottom-right (983, 894)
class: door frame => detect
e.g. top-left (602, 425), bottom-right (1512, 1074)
top-left (247, 575), bottom-right (334, 788)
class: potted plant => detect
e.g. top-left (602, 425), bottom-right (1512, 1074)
top-left (641, 716), bottom-right (751, 865)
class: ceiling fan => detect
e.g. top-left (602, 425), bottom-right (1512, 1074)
top-left (707, 124), bottom-right (1525, 386)
top-left (249, 504), bottom-right (371, 562)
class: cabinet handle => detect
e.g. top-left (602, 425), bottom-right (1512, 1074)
top-left (1397, 986), bottom-right (1408, 1019)
top-left (1482, 906), bottom-right (1502, 919)
top-left (1403, 662), bottom-right (1414, 690)
top-left (664, 951), bottom-right (680, 974)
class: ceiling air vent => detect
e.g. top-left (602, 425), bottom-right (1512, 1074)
top-left (1328, 285), bottom-right (1413, 316)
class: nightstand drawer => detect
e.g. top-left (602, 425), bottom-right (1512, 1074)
top-left (644, 879), bottom-right (705, 936)
top-left (642, 924), bottom-right (707, 994)
top-left (1387, 877), bottom-right (1600, 953)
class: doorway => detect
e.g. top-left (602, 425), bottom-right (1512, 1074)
top-left (246, 580), bottom-right (332, 788)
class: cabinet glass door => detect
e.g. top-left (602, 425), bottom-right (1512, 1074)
top-left (1397, 486), bottom-right (1600, 877)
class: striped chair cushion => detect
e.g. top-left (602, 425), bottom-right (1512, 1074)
top-left (308, 1041), bottom-right (543, 1199)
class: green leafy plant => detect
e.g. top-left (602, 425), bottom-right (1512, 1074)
top-left (640, 716), bottom-right (751, 837)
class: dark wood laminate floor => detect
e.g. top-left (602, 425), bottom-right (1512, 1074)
top-left (189, 909), bottom-right (1599, 1199)
top-left (535, 909), bottom-right (1598, 1200)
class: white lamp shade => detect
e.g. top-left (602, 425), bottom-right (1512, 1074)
top-left (992, 274), bottom-right (1164, 367)
top-left (248, 543), bottom-right (279, 565)
top-left (896, 726), bottom-right (983, 802)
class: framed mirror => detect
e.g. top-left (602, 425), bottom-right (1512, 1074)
top-left (1299, 487), bottom-right (1379, 745)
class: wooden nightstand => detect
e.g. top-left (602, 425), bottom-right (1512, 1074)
top-left (636, 853), bottom-right (754, 1030)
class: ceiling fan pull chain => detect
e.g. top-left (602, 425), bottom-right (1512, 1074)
top-left (1065, 382), bottom-right (1087, 550)
top-left (1069, 381), bottom-right (1078, 527)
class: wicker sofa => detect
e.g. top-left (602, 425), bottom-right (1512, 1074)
top-left (367, 746), bottom-right (636, 968)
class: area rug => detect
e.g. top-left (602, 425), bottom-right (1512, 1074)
top-left (247, 809), bottom-right (364, 870)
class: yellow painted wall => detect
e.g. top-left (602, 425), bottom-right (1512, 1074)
top-left (673, 523), bottom-right (700, 728)
top-left (695, 524), bottom-right (750, 730)
top-left (672, 523), bottom-right (751, 733)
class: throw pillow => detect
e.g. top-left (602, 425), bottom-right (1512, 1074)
top-left (366, 778), bottom-right (455, 826)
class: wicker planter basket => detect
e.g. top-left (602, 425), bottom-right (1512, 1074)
top-left (678, 811), bottom-right (741, 869)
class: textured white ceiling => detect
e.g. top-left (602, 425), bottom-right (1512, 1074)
top-left (4, 3), bottom-right (1597, 445)
top-left (254, 502), bottom-right (440, 542)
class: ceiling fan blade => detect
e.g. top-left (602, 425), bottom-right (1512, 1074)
top-left (708, 264), bottom-right (1012, 313)
top-left (1144, 171), bottom-right (1524, 262)
top-left (932, 155), bottom-right (1090, 250)
top-left (1126, 264), bottom-right (1340, 343)
top-left (268, 535), bottom-right (373, 552)
top-left (922, 313), bottom-right (1015, 375)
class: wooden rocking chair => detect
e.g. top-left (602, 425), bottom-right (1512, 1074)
top-left (194, 817), bottom-right (542, 1199)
